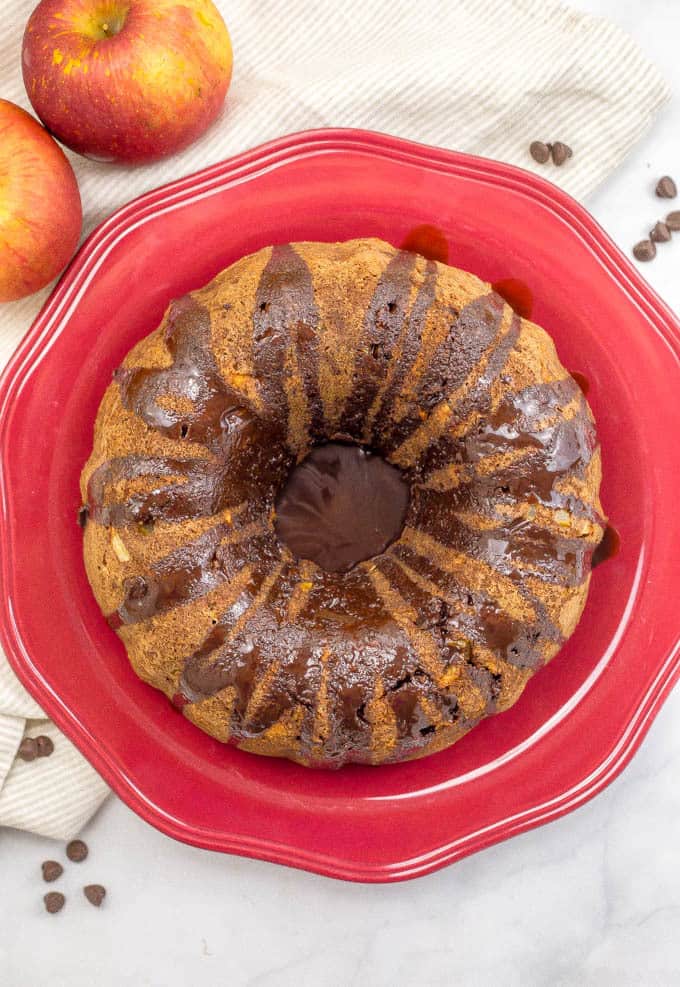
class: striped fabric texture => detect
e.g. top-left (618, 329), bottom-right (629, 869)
top-left (0, 0), bottom-right (669, 838)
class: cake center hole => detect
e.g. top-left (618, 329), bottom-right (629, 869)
top-left (274, 444), bottom-right (410, 573)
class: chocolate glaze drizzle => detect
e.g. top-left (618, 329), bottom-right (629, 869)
top-left (83, 243), bottom-right (607, 766)
top-left (110, 517), bottom-right (274, 628)
top-left (367, 258), bottom-right (439, 446)
top-left (339, 250), bottom-right (417, 436)
top-left (117, 296), bottom-right (256, 453)
top-left (254, 244), bottom-right (322, 436)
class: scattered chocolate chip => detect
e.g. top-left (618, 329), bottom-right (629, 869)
top-left (35, 735), bottom-right (54, 758)
top-left (41, 860), bottom-right (63, 883)
top-left (655, 176), bottom-right (677, 199)
top-left (17, 737), bottom-right (38, 762)
top-left (43, 892), bottom-right (65, 914)
top-left (650, 221), bottom-right (671, 243)
top-left (633, 239), bottom-right (656, 262)
top-left (83, 884), bottom-right (106, 907)
top-left (77, 505), bottom-right (89, 528)
top-left (666, 211), bottom-right (680, 231)
top-left (66, 839), bottom-right (88, 863)
top-left (529, 140), bottom-right (551, 164)
top-left (551, 141), bottom-right (573, 166)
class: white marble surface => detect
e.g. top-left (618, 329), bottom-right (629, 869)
top-left (2, 1), bottom-right (680, 984)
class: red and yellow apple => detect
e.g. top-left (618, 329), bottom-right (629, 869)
top-left (0, 100), bottom-right (82, 303)
top-left (22, 0), bottom-right (233, 164)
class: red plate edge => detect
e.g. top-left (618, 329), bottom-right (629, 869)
top-left (0, 128), bottom-right (679, 882)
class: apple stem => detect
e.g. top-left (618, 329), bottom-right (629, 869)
top-left (98, 9), bottom-right (128, 39)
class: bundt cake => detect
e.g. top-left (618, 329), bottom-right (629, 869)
top-left (80, 238), bottom-right (605, 767)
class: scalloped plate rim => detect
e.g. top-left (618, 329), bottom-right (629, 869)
top-left (1, 128), bottom-right (679, 883)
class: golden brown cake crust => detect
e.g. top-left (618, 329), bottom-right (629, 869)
top-left (80, 238), bottom-right (605, 767)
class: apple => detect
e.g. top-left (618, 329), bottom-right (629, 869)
top-left (0, 100), bottom-right (82, 303)
top-left (22, 0), bottom-right (233, 164)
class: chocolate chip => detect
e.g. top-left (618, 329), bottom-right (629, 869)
top-left (655, 176), bottom-right (677, 199)
top-left (529, 141), bottom-right (551, 164)
top-left (650, 221), bottom-right (671, 243)
top-left (17, 737), bottom-right (38, 762)
top-left (77, 505), bottom-right (89, 528)
top-left (633, 239), bottom-right (656, 262)
top-left (41, 860), bottom-right (63, 883)
top-left (66, 839), bottom-right (88, 862)
top-left (43, 892), bottom-right (65, 914)
top-left (666, 211), bottom-right (680, 231)
top-left (35, 735), bottom-right (54, 758)
top-left (83, 884), bottom-right (106, 907)
top-left (551, 141), bottom-right (573, 166)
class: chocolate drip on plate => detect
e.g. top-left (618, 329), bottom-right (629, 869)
top-left (591, 524), bottom-right (620, 568)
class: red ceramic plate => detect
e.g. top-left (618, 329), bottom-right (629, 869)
top-left (1, 130), bottom-right (679, 882)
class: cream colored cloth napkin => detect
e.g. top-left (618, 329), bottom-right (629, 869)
top-left (0, 0), bottom-right (670, 839)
